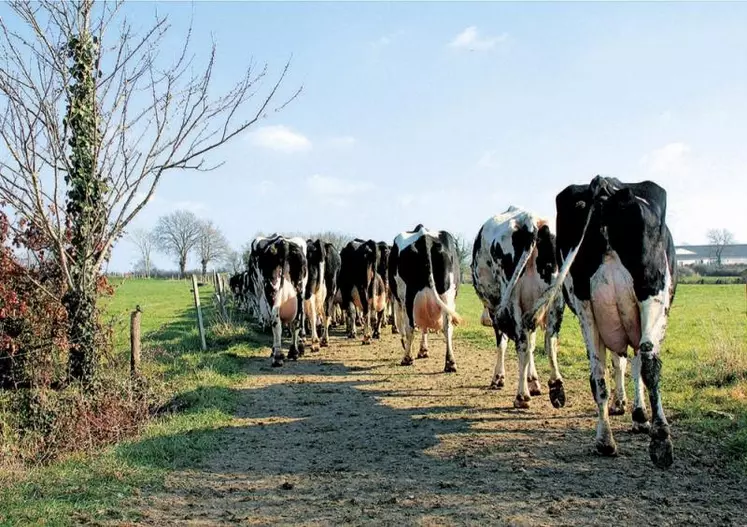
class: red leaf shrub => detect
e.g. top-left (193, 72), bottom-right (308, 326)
top-left (0, 212), bottom-right (68, 389)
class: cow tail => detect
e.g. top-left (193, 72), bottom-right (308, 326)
top-left (425, 240), bottom-right (463, 326)
top-left (524, 202), bottom-right (595, 331)
top-left (495, 236), bottom-right (539, 330)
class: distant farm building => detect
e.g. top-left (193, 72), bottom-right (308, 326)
top-left (675, 244), bottom-right (747, 266)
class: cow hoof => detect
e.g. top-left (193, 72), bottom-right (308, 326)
top-left (271, 353), bottom-right (285, 368)
top-left (347, 333), bottom-right (355, 339)
top-left (632, 407), bottom-right (651, 434)
top-left (548, 379), bottom-right (566, 408)
top-left (596, 440), bottom-right (618, 457)
top-left (649, 436), bottom-right (674, 468)
top-left (400, 356), bottom-right (413, 366)
top-left (373, 332), bottom-right (381, 340)
top-left (610, 399), bottom-right (627, 416)
top-left (489, 375), bottom-right (505, 390)
top-left (320, 338), bottom-right (329, 348)
top-left (392, 327), bottom-right (399, 335)
top-left (632, 420), bottom-right (651, 434)
top-left (417, 350), bottom-right (429, 359)
top-left (297, 343), bottom-right (305, 357)
top-left (288, 351), bottom-right (299, 361)
top-left (528, 378), bottom-right (542, 397)
top-left (311, 343), bottom-right (320, 353)
top-left (513, 395), bottom-right (530, 409)
top-left (444, 361), bottom-right (457, 373)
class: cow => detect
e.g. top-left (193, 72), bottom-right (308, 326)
top-left (252, 235), bottom-right (309, 367)
top-left (246, 237), bottom-right (273, 329)
top-left (376, 241), bottom-right (399, 335)
top-left (321, 242), bottom-right (341, 346)
top-left (388, 225), bottom-right (462, 372)
top-left (528, 176), bottom-right (677, 468)
top-left (472, 206), bottom-right (566, 410)
top-left (302, 239), bottom-right (326, 352)
top-left (339, 238), bottom-right (379, 343)
top-left (229, 271), bottom-right (247, 310)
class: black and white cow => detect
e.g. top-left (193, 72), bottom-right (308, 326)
top-left (229, 271), bottom-right (248, 311)
top-left (528, 176), bottom-right (677, 467)
top-left (339, 239), bottom-right (379, 343)
top-left (321, 242), bottom-right (341, 346)
top-left (388, 225), bottom-right (462, 372)
top-left (246, 236), bottom-right (273, 329)
top-left (376, 241), bottom-right (398, 334)
top-left (472, 207), bottom-right (566, 409)
top-left (252, 235), bottom-right (309, 367)
top-left (303, 239), bottom-right (326, 352)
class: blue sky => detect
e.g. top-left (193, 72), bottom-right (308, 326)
top-left (107, 1), bottom-right (747, 272)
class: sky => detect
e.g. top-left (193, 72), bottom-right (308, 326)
top-left (93, 1), bottom-right (747, 272)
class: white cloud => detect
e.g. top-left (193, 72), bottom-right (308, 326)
top-left (641, 142), bottom-right (691, 175)
top-left (477, 150), bottom-right (500, 169)
top-left (307, 174), bottom-right (373, 197)
top-left (249, 125), bottom-right (312, 153)
top-left (449, 26), bottom-right (508, 51)
top-left (172, 200), bottom-right (208, 213)
top-left (370, 30), bottom-right (404, 49)
top-left (327, 136), bottom-right (357, 148)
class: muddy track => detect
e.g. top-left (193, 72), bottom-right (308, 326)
top-left (132, 328), bottom-right (746, 526)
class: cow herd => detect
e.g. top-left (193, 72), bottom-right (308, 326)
top-left (230, 175), bottom-right (678, 468)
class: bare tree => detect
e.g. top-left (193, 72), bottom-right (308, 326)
top-left (707, 228), bottom-right (736, 266)
top-left (453, 234), bottom-right (472, 283)
top-left (129, 228), bottom-right (155, 277)
top-left (223, 249), bottom-right (243, 275)
top-left (314, 231), bottom-right (353, 251)
top-left (196, 219), bottom-right (229, 276)
top-left (154, 210), bottom-right (201, 276)
top-left (0, 1), bottom-right (299, 382)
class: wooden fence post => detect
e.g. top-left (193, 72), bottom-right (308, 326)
top-left (192, 274), bottom-right (207, 351)
top-left (130, 305), bottom-right (142, 377)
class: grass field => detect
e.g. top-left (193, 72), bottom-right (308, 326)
top-left (1, 279), bottom-right (746, 525)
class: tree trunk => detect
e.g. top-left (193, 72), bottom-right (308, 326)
top-left (179, 257), bottom-right (187, 277)
top-left (64, 284), bottom-right (97, 384)
top-left (201, 259), bottom-right (207, 276)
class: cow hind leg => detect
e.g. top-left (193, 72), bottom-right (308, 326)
top-left (609, 353), bottom-right (628, 416)
top-left (489, 327), bottom-right (507, 390)
top-left (443, 312), bottom-right (456, 373)
top-left (288, 296), bottom-right (305, 360)
top-left (417, 332), bottom-right (429, 359)
top-left (591, 339), bottom-right (616, 456)
top-left (639, 285), bottom-right (674, 468)
top-left (346, 302), bottom-right (357, 339)
top-left (513, 332), bottom-right (531, 408)
top-left (526, 331), bottom-right (542, 396)
top-left (400, 324), bottom-right (416, 366)
top-left (372, 309), bottom-right (383, 340)
top-left (309, 298), bottom-right (320, 352)
top-left (574, 300), bottom-right (617, 455)
top-left (271, 312), bottom-right (285, 367)
top-left (546, 303), bottom-right (566, 408)
top-left (631, 352), bottom-right (650, 433)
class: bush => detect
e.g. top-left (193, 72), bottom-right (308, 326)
top-left (3, 377), bottom-right (152, 464)
top-left (0, 213), bottom-right (68, 389)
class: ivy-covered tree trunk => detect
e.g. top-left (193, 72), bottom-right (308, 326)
top-left (179, 256), bottom-right (187, 277)
top-left (63, 2), bottom-right (106, 385)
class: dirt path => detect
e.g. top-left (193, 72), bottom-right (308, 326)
top-left (134, 329), bottom-right (746, 526)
